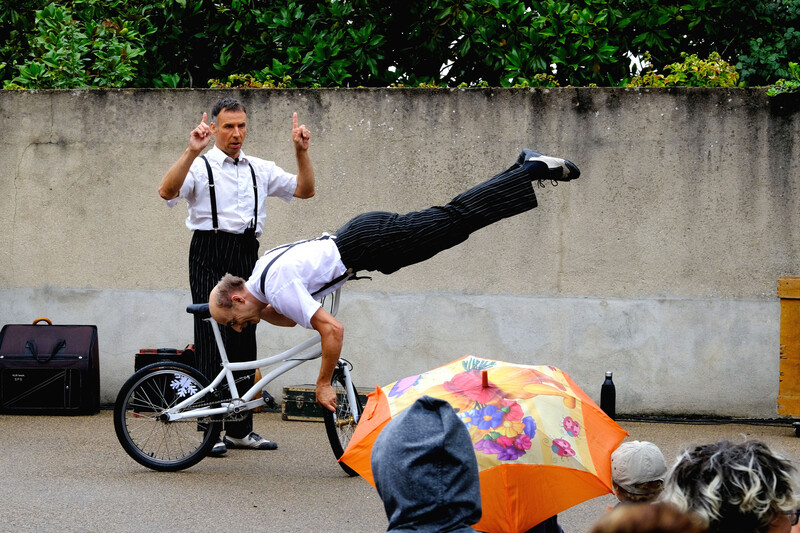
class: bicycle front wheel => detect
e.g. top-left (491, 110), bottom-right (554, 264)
top-left (323, 362), bottom-right (364, 477)
top-left (113, 362), bottom-right (221, 472)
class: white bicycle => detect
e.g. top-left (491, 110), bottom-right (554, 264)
top-left (113, 288), bottom-right (363, 474)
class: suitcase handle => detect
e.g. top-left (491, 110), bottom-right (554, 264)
top-left (25, 338), bottom-right (67, 363)
top-left (32, 317), bottom-right (52, 326)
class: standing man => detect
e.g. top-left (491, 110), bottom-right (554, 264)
top-left (159, 97), bottom-right (315, 455)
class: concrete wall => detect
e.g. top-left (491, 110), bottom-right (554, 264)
top-left (0, 88), bottom-right (797, 417)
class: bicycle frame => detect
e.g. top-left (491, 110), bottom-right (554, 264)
top-left (162, 288), bottom-right (359, 424)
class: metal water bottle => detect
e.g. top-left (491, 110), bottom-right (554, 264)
top-left (601, 371), bottom-right (616, 420)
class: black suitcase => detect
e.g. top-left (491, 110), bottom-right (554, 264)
top-left (0, 318), bottom-right (100, 415)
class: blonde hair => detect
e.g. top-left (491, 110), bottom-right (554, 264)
top-left (614, 480), bottom-right (664, 503)
top-left (659, 440), bottom-right (800, 533)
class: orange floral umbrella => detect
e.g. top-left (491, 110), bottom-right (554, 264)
top-left (340, 355), bottom-right (628, 533)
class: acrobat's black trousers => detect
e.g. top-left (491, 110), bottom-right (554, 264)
top-left (334, 158), bottom-right (540, 274)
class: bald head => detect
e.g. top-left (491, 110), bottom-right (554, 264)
top-left (207, 274), bottom-right (256, 331)
top-left (208, 285), bottom-right (226, 323)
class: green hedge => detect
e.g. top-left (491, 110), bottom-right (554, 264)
top-left (2, 0), bottom-right (798, 89)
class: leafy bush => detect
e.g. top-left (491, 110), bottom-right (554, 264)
top-left (767, 62), bottom-right (800, 96)
top-left (208, 72), bottom-right (295, 89)
top-left (3, 1), bottom-right (154, 89)
top-left (628, 52), bottom-right (739, 87)
top-left (616, 0), bottom-right (799, 87)
top-left (0, 0), bottom-right (797, 89)
top-left (735, 1), bottom-right (800, 86)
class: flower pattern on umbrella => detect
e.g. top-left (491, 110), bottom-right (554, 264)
top-left (385, 357), bottom-right (593, 469)
top-left (563, 416), bottom-right (581, 437)
top-left (387, 374), bottom-right (421, 398)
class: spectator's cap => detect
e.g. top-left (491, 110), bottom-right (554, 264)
top-left (611, 440), bottom-right (668, 494)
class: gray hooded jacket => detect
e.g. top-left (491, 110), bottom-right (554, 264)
top-left (371, 395), bottom-right (482, 532)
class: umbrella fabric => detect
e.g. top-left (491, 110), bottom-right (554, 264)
top-left (340, 355), bottom-right (628, 533)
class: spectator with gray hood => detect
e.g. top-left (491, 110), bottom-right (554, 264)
top-left (611, 440), bottom-right (668, 506)
top-left (371, 395), bottom-right (482, 532)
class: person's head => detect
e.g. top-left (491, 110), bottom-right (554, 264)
top-left (611, 440), bottom-right (668, 503)
top-left (208, 273), bottom-right (262, 332)
top-left (590, 502), bottom-right (706, 533)
top-left (371, 395), bottom-right (481, 532)
top-left (659, 440), bottom-right (800, 533)
top-left (210, 97), bottom-right (247, 158)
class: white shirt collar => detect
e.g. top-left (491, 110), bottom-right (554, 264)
top-left (207, 145), bottom-right (249, 165)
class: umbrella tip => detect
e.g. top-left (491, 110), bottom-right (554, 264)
top-left (482, 370), bottom-right (488, 388)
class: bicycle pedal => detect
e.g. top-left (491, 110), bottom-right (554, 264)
top-left (262, 390), bottom-right (279, 410)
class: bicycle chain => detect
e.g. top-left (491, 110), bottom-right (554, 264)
top-left (158, 377), bottom-right (257, 423)
top-left (156, 395), bottom-right (250, 423)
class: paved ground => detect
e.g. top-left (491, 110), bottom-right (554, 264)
top-left (1, 410), bottom-right (799, 532)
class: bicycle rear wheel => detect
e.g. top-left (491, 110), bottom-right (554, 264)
top-left (113, 362), bottom-right (221, 472)
top-left (323, 361), bottom-right (363, 477)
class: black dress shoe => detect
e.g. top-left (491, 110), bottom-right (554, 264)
top-left (224, 432), bottom-right (278, 450)
top-left (209, 438), bottom-right (227, 457)
top-left (520, 149), bottom-right (581, 182)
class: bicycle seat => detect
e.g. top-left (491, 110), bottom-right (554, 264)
top-left (186, 303), bottom-right (211, 318)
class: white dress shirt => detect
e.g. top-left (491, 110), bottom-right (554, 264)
top-left (245, 237), bottom-right (348, 329)
top-left (167, 145), bottom-right (297, 236)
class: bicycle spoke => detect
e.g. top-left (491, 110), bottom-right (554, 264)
top-left (324, 364), bottom-right (364, 476)
top-left (115, 364), bottom-right (219, 471)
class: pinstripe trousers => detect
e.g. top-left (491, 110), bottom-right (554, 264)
top-left (335, 158), bottom-right (539, 274)
top-left (189, 229), bottom-right (259, 438)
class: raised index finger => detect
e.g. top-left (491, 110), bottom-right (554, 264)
top-left (201, 112), bottom-right (207, 125)
top-left (292, 112), bottom-right (298, 130)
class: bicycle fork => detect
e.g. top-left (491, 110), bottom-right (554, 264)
top-left (339, 361), bottom-right (360, 425)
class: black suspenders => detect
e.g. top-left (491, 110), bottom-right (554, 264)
top-left (200, 155), bottom-right (258, 231)
top-left (251, 163), bottom-right (258, 227)
top-left (259, 236), bottom-right (355, 297)
top-left (200, 155), bottom-right (218, 229)
top-left (259, 241), bottom-right (305, 294)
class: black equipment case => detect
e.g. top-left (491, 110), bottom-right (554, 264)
top-left (0, 318), bottom-right (100, 415)
top-left (134, 345), bottom-right (195, 372)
